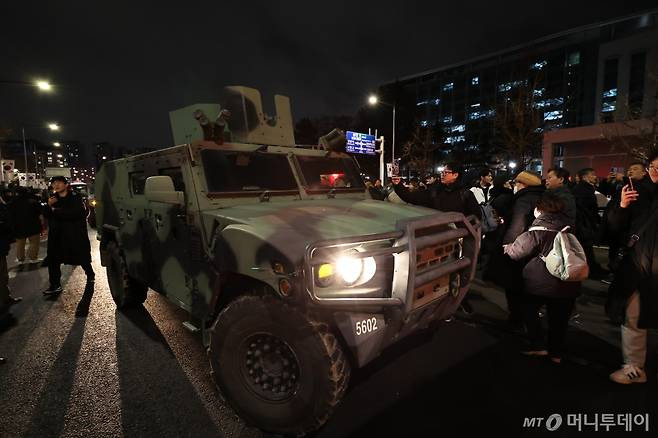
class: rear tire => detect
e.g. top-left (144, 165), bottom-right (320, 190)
top-left (106, 241), bottom-right (147, 308)
top-left (208, 295), bottom-right (350, 436)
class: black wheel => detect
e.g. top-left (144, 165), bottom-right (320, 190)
top-left (208, 295), bottom-right (350, 436)
top-left (106, 241), bottom-right (147, 308)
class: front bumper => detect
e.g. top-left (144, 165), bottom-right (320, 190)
top-left (305, 212), bottom-right (481, 366)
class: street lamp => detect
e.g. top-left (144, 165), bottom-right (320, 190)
top-left (53, 142), bottom-right (61, 147)
top-left (509, 161), bottom-right (517, 169)
top-left (22, 122), bottom-right (61, 179)
top-left (35, 80), bottom-right (53, 92)
top-left (368, 94), bottom-right (397, 162)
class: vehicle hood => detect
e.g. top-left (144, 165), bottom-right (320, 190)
top-left (203, 199), bottom-right (436, 259)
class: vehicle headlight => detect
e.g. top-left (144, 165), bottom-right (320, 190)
top-left (316, 254), bottom-right (377, 287)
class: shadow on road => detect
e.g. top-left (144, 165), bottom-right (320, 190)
top-left (114, 306), bottom-right (222, 437)
top-left (22, 317), bottom-right (88, 438)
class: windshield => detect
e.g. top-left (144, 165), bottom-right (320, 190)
top-left (201, 149), bottom-right (298, 192)
top-left (296, 156), bottom-right (365, 190)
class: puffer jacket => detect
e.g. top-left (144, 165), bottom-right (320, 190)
top-left (504, 212), bottom-right (581, 299)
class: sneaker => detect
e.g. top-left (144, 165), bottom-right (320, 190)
top-left (521, 349), bottom-right (549, 356)
top-left (42, 286), bottom-right (63, 296)
top-left (609, 364), bottom-right (647, 384)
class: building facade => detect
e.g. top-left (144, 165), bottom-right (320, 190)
top-left (382, 9), bottom-right (658, 175)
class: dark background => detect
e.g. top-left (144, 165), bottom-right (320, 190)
top-left (2, 1), bottom-right (657, 148)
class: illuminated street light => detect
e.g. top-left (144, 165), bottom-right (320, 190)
top-left (35, 80), bottom-right (53, 92)
top-left (367, 94), bottom-right (397, 162)
top-left (48, 123), bottom-right (60, 131)
top-left (53, 142), bottom-right (61, 147)
top-left (509, 161), bottom-right (517, 169)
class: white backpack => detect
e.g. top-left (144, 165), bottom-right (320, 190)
top-left (528, 225), bottom-right (589, 282)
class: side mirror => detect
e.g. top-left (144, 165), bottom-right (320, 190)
top-left (144, 176), bottom-right (184, 205)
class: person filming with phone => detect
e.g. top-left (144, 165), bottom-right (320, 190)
top-left (606, 152), bottom-right (658, 384)
top-left (42, 176), bottom-right (95, 297)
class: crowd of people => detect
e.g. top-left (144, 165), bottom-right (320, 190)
top-left (368, 157), bottom-right (657, 384)
top-left (0, 176), bottom-right (93, 364)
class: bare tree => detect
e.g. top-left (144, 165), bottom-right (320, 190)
top-left (400, 123), bottom-right (441, 174)
top-left (602, 71), bottom-right (658, 161)
top-left (494, 76), bottom-right (544, 169)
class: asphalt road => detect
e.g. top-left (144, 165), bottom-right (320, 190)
top-left (1, 234), bottom-right (656, 437)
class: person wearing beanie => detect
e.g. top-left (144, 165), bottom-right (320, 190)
top-left (42, 175), bottom-right (95, 297)
top-left (487, 170), bottom-right (545, 329)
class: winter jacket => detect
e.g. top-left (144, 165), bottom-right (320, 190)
top-left (0, 201), bottom-right (12, 257)
top-left (44, 190), bottom-right (91, 265)
top-left (8, 192), bottom-right (42, 238)
top-left (394, 181), bottom-right (482, 220)
top-left (489, 187), bottom-right (514, 223)
top-left (502, 185), bottom-right (545, 245)
top-left (572, 181), bottom-right (600, 244)
top-left (606, 181), bottom-right (658, 329)
top-left (503, 212), bottom-right (581, 299)
top-left (547, 186), bottom-right (576, 227)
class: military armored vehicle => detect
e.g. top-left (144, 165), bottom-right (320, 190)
top-left (95, 86), bottom-right (480, 436)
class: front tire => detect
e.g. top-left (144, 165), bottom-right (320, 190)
top-left (208, 295), bottom-right (350, 436)
top-left (106, 241), bottom-right (147, 308)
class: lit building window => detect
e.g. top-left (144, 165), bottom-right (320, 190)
top-left (531, 60), bottom-right (548, 70)
top-left (416, 100), bottom-right (429, 106)
top-left (442, 115), bottom-right (453, 124)
top-left (420, 120), bottom-right (429, 127)
top-left (543, 110), bottom-right (563, 121)
top-left (445, 135), bottom-right (466, 144)
top-left (471, 77), bottom-right (479, 85)
top-left (601, 102), bottom-right (616, 112)
top-left (433, 98), bottom-right (440, 105)
top-left (451, 124), bottom-right (466, 133)
top-left (567, 52), bottom-right (580, 66)
top-left (602, 88), bottom-right (617, 98)
top-left (443, 82), bottom-right (454, 91)
top-left (470, 103), bottom-right (481, 108)
top-left (533, 88), bottom-right (545, 97)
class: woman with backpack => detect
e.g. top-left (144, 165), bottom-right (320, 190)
top-left (503, 192), bottom-right (582, 363)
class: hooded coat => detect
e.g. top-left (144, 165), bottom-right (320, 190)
top-left (44, 190), bottom-right (91, 265)
top-left (606, 182), bottom-right (658, 329)
top-left (504, 212), bottom-right (581, 299)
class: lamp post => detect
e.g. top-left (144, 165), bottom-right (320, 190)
top-left (368, 95), bottom-right (397, 162)
top-left (0, 78), bottom-right (54, 186)
top-left (21, 122), bottom-right (60, 180)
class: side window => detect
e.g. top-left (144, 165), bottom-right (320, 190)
top-left (158, 167), bottom-right (185, 192)
top-left (130, 172), bottom-right (147, 195)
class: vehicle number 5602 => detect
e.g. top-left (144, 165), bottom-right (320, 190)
top-left (355, 318), bottom-right (378, 336)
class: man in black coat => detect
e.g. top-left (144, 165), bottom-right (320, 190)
top-left (392, 162), bottom-right (482, 219)
top-left (606, 151), bottom-right (658, 384)
top-left (393, 162), bottom-right (481, 314)
top-left (572, 168), bottom-right (605, 277)
top-left (42, 176), bottom-right (94, 295)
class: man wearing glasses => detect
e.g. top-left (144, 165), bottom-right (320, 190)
top-left (606, 152), bottom-right (658, 384)
top-left (393, 162), bottom-right (482, 314)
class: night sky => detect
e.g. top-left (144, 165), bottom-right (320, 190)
top-left (2, 1), bottom-right (657, 149)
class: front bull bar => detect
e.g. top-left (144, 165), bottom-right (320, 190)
top-left (304, 212), bottom-right (481, 308)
